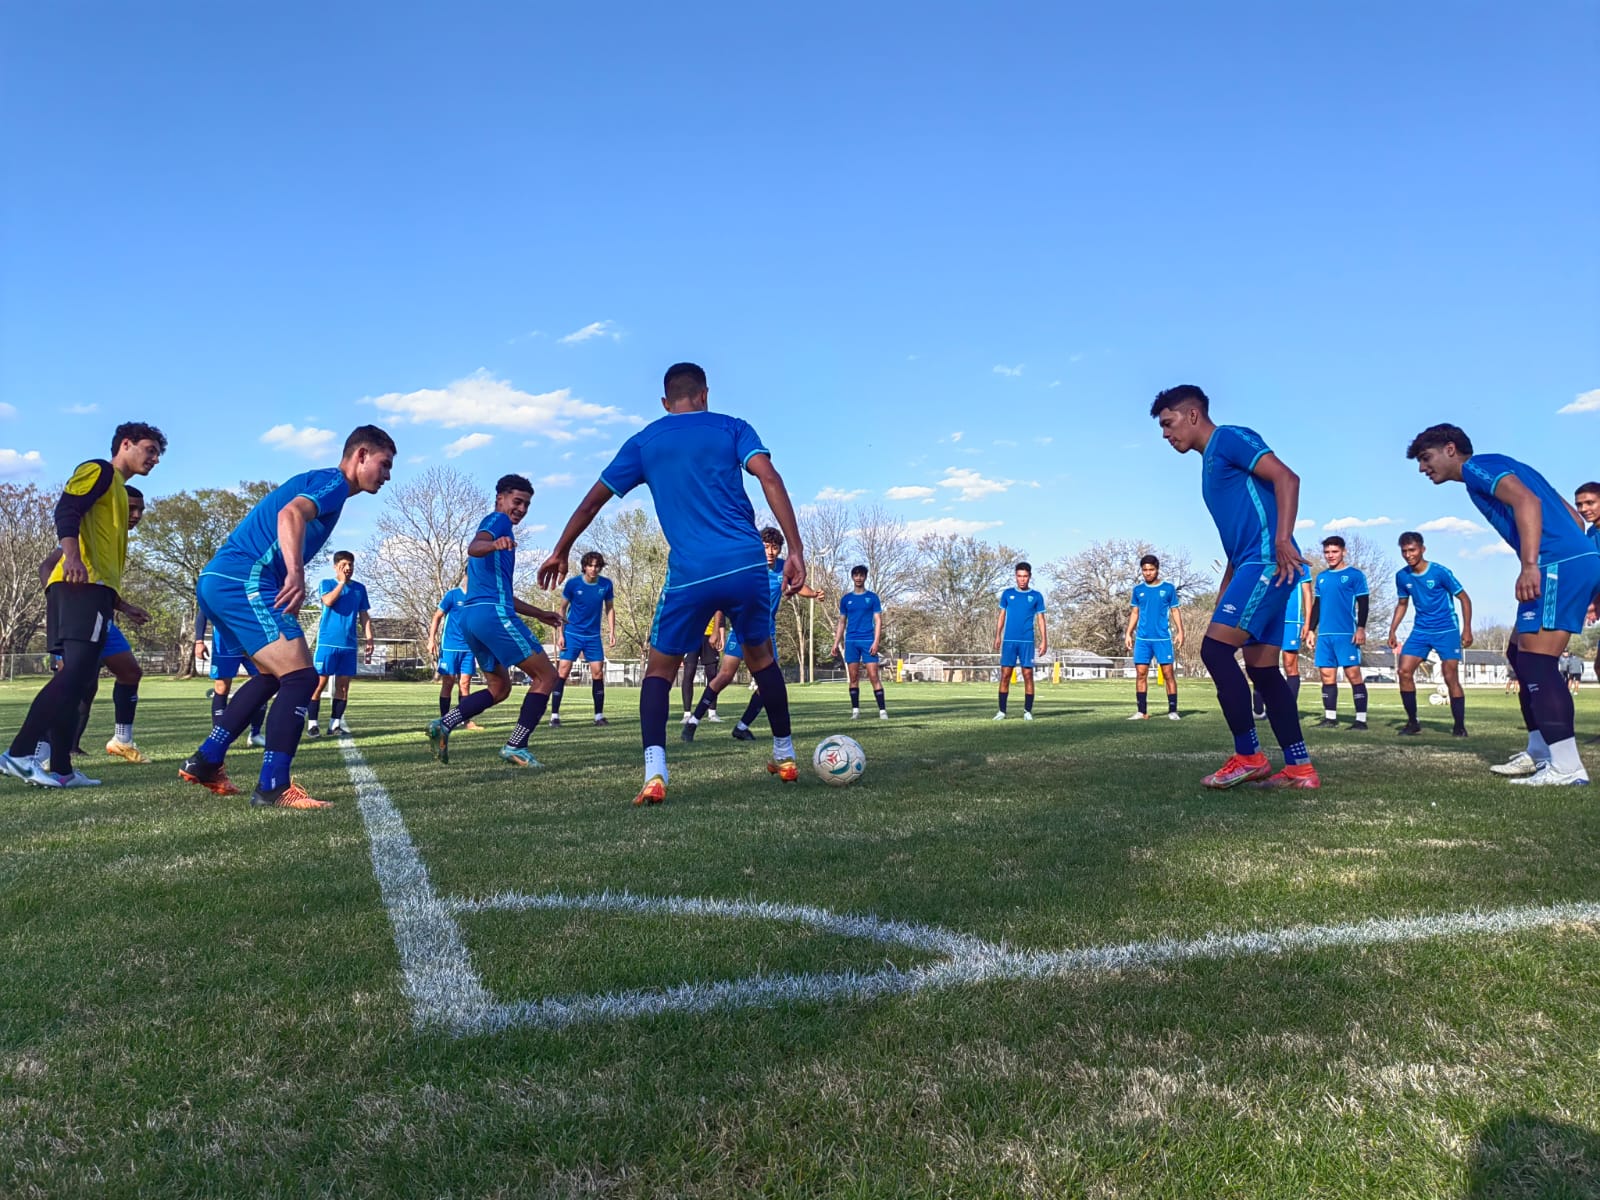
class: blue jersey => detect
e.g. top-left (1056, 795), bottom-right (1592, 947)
top-left (203, 468), bottom-right (351, 589)
top-left (998, 587), bottom-right (1046, 642)
top-left (1130, 581), bottom-right (1179, 639)
top-left (465, 511), bottom-right (518, 608)
top-left (1283, 562), bottom-right (1312, 626)
top-left (1202, 425), bottom-right (1293, 567)
top-left (1314, 567), bottom-right (1369, 636)
top-left (1590, 524), bottom-right (1600, 554)
top-left (839, 590), bottom-right (882, 641)
top-left (316, 578), bottom-right (369, 649)
top-left (437, 587), bottom-right (470, 652)
top-left (1463, 454), bottom-right (1597, 565)
top-left (600, 411), bottom-right (768, 586)
top-left (765, 563), bottom-right (786, 623)
top-left (562, 574), bottom-right (614, 638)
top-left (1395, 562), bottom-right (1463, 636)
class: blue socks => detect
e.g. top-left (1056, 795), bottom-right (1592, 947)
top-left (505, 690), bottom-right (549, 749)
top-left (1201, 636), bottom-right (1259, 755)
top-left (197, 674), bottom-right (280, 764)
top-left (1246, 664), bottom-right (1309, 764)
top-left (258, 667), bottom-right (316, 792)
top-left (640, 675), bottom-right (671, 753)
top-left (441, 687), bottom-right (497, 731)
top-left (750, 662), bottom-right (792, 738)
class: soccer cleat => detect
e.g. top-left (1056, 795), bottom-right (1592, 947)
top-left (247, 733), bottom-right (267, 748)
top-left (178, 756), bottom-right (241, 796)
top-left (1507, 762), bottom-right (1590, 787)
top-left (634, 776), bottom-right (666, 806)
top-left (879, 710), bottom-right (889, 720)
top-left (1489, 751), bottom-right (1538, 777)
top-left (426, 720), bottom-right (450, 764)
top-left (1126, 712), bottom-right (1149, 721)
top-left (730, 726), bottom-right (755, 741)
top-left (28, 761), bottom-right (100, 788)
top-left (1167, 711), bottom-right (1181, 722)
top-left (305, 722), bottom-right (321, 738)
top-left (105, 738), bottom-right (149, 764)
top-left (767, 758), bottom-right (800, 783)
top-left (1349, 721), bottom-right (1368, 732)
top-left (594, 715), bottom-right (608, 726)
top-left (549, 714), bottom-right (562, 729)
top-left (333, 720), bottom-right (352, 736)
top-left (993, 712), bottom-right (1007, 721)
top-left (1397, 721), bottom-right (1422, 737)
top-left (681, 720), bottom-right (698, 743)
top-left (498, 746), bottom-right (541, 768)
top-left (1023, 711), bottom-right (1034, 721)
top-left (705, 711), bottom-right (722, 723)
top-left (1254, 763), bottom-right (1321, 790)
top-left (0, 752), bottom-right (37, 781)
top-left (1452, 727), bottom-right (1469, 738)
top-left (1201, 753), bottom-right (1272, 790)
top-left (850, 709), bottom-right (860, 720)
top-left (1251, 709), bottom-right (1266, 722)
top-left (251, 779), bottom-right (332, 809)
top-left (1314, 718), bottom-right (1340, 729)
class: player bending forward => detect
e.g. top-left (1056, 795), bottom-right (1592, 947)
top-left (539, 362), bottom-right (806, 805)
top-left (1151, 385), bottom-right (1318, 789)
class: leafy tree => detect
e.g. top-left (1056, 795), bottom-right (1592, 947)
top-left (911, 533), bottom-right (1026, 655)
top-left (0, 482), bottom-right (57, 656)
top-left (1046, 538), bottom-right (1209, 658)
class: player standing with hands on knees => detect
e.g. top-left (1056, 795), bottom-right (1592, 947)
top-left (1151, 385), bottom-right (1318, 789)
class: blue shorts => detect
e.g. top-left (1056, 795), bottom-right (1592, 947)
top-left (315, 646), bottom-right (358, 677)
top-left (1000, 640), bottom-right (1036, 669)
top-left (209, 651), bottom-right (259, 680)
top-left (197, 572), bottom-right (302, 659)
top-left (559, 634), bottom-right (605, 664)
top-left (437, 648), bottom-right (478, 677)
top-left (650, 564), bottom-right (770, 658)
top-left (1515, 555), bottom-right (1600, 636)
top-left (843, 639), bottom-right (879, 665)
top-left (1282, 619), bottom-right (1303, 654)
top-left (1400, 631), bottom-right (1463, 662)
top-left (1314, 634), bottom-right (1363, 669)
top-left (459, 604), bottom-right (542, 670)
top-left (1131, 636), bottom-right (1173, 666)
top-left (101, 621), bottom-right (131, 660)
top-left (1213, 562), bottom-right (1294, 647)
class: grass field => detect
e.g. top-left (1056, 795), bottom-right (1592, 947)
top-left (3, 677), bottom-right (1600, 1198)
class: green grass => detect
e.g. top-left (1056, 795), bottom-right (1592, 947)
top-left (3, 678), bottom-right (1600, 1198)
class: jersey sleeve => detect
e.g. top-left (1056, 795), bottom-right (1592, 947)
top-left (733, 419), bottom-right (771, 471)
top-left (356, 583), bottom-right (370, 613)
top-left (1353, 570), bottom-right (1370, 597)
top-left (298, 468), bottom-right (349, 519)
top-left (479, 512), bottom-right (512, 540)
top-left (1439, 566), bottom-right (1464, 595)
top-left (869, 593), bottom-right (882, 614)
top-left (602, 578), bottom-right (615, 604)
top-left (54, 460), bottom-right (114, 539)
top-left (320, 578), bottom-right (335, 596)
top-left (562, 578), bottom-right (578, 602)
top-left (1165, 585), bottom-right (1178, 608)
top-left (437, 593), bottom-right (452, 614)
top-left (1214, 426), bottom-right (1270, 473)
top-left (1462, 456), bottom-right (1510, 502)
top-left (1034, 591), bottom-right (1046, 614)
top-left (838, 596), bottom-right (848, 616)
top-left (1394, 569), bottom-right (1410, 598)
top-left (600, 435), bottom-right (645, 497)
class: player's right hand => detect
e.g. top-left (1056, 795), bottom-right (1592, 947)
top-left (1124, 634), bottom-right (1134, 650)
top-left (1515, 564), bottom-right (1542, 603)
top-left (1272, 537), bottom-right (1307, 586)
top-left (536, 553), bottom-right (568, 590)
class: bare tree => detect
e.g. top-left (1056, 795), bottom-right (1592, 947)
top-left (0, 482), bottom-right (57, 656)
top-left (786, 502), bottom-right (854, 680)
top-left (912, 533), bottom-right (1026, 654)
top-left (361, 467), bottom-right (490, 646)
top-left (1307, 531), bottom-right (1398, 647)
top-left (1046, 539), bottom-right (1209, 657)
top-left (582, 506), bottom-right (670, 660)
top-left (851, 504), bottom-right (917, 607)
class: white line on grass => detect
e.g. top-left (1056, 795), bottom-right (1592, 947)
top-left (343, 743), bottom-right (1600, 1036)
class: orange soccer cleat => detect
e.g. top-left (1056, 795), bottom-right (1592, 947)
top-left (634, 776), bottom-right (667, 806)
top-left (179, 756), bottom-right (241, 796)
top-left (766, 758), bottom-right (800, 783)
top-left (1255, 763), bottom-right (1322, 790)
top-left (1201, 752), bottom-right (1272, 790)
top-left (251, 779), bottom-right (333, 810)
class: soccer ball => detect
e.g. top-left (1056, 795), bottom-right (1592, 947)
top-left (812, 735), bottom-right (865, 787)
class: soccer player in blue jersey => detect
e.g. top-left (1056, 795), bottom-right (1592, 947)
top-left (1123, 554), bottom-right (1183, 721)
top-left (684, 527), bottom-right (825, 741)
top-left (1578, 482), bottom-right (1600, 735)
top-left (1409, 424), bottom-right (1600, 786)
top-left (177, 425), bottom-right (395, 809)
top-left (305, 551), bottom-right (373, 737)
top-left (537, 362), bottom-right (807, 805)
top-left (1253, 560), bottom-right (1311, 720)
top-left (427, 571), bottom-right (484, 725)
top-left (1151, 385), bottom-right (1318, 789)
top-left (195, 611), bottom-right (266, 748)
top-left (425, 474), bottom-right (565, 768)
top-left (993, 561), bottom-right (1047, 721)
top-left (1387, 532), bottom-right (1473, 737)
top-left (831, 566), bottom-right (888, 720)
top-left (551, 551), bottom-right (616, 728)
top-left (1304, 537), bottom-right (1371, 730)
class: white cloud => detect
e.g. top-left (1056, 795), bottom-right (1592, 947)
top-left (0, 448), bottom-right (44, 476)
top-left (1323, 515), bottom-right (1394, 531)
top-left (1460, 542), bottom-right (1515, 558)
top-left (816, 486), bottom-right (867, 502)
top-left (558, 320), bottom-right (620, 345)
top-left (0, 402), bottom-right (16, 418)
top-left (63, 403), bottom-right (99, 414)
top-left (885, 485), bottom-right (936, 500)
top-left (993, 439), bottom-right (1018, 448)
top-left (538, 473), bottom-right (575, 487)
top-left (1033, 436), bottom-right (1053, 445)
top-left (443, 433), bottom-right (494, 458)
top-left (1558, 388), bottom-right (1600, 415)
top-left (993, 364), bottom-right (1024, 378)
top-left (1069, 352), bottom-right (1085, 363)
top-left (405, 455), bottom-right (427, 464)
top-left (1417, 516), bottom-right (1486, 536)
top-left (946, 431), bottom-right (964, 442)
top-left (1295, 519), bottom-right (1316, 530)
top-left (367, 369), bottom-right (641, 440)
top-left (523, 523), bottom-right (549, 534)
top-left (1047, 380), bottom-right (1062, 389)
top-left (506, 330), bottom-right (545, 345)
top-left (939, 467), bottom-right (1019, 501)
top-left (903, 516), bottom-right (1003, 538)
top-left (260, 424), bottom-right (337, 458)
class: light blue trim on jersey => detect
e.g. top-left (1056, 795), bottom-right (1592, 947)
top-left (741, 448), bottom-right (766, 469)
top-left (662, 559), bottom-right (769, 591)
top-left (1244, 475), bottom-right (1271, 563)
top-left (245, 557), bottom-right (284, 646)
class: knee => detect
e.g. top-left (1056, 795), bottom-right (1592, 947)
top-left (1200, 635), bottom-right (1237, 675)
top-left (488, 674), bottom-right (513, 701)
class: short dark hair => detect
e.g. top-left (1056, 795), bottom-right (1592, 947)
top-left (1321, 535), bottom-right (1346, 550)
top-left (664, 362), bottom-right (708, 402)
top-left (1149, 384), bottom-right (1210, 420)
top-left (333, 550), bottom-right (355, 566)
top-left (760, 526), bottom-right (784, 550)
top-left (112, 421), bottom-right (167, 457)
top-left (496, 473), bottom-right (534, 495)
top-left (343, 424), bottom-right (397, 458)
top-left (1398, 531), bottom-right (1424, 548)
top-left (124, 485), bottom-right (144, 500)
top-left (1405, 424), bottom-right (1473, 460)
top-left (1576, 481), bottom-right (1600, 498)
top-left (850, 564), bottom-right (868, 578)
top-left (580, 551), bottom-right (605, 569)
top-left (1014, 561), bottom-right (1032, 573)
top-left (1139, 554), bottom-right (1159, 569)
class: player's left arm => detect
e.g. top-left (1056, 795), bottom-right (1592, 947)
top-left (1353, 576), bottom-right (1370, 646)
top-left (1457, 589), bottom-right (1474, 648)
top-left (1035, 599), bottom-right (1048, 656)
top-left (605, 597), bottom-right (616, 647)
top-left (37, 547), bottom-right (63, 588)
top-left (555, 599), bottom-right (571, 649)
top-left (746, 455), bottom-right (807, 595)
top-left (513, 596), bottom-right (563, 627)
top-left (539, 481), bottom-right (613, 590)
top-left (1388, 596), bottom-right (1409, 650)
top-left (870, 608), bottom-right (882, 656)
top-left (1249, 453), bottom-right (1308, 584)
top-left (1170, 598), bottom-right (1183, 649)
top-left (273, 496), bottom-right (319, 612)
top-left (1493, 474), bottom-right (1546, 602)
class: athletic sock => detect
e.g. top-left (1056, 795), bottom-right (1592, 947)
top-left (751, 662), bottom-right (792, 738)
top-left (306, 699), bottom-right (321, 723)
top-left (1289, 676), bottom-right (1302, 702)
top-left (592, 679), bottom-right (605, 715)
top-left (504, 690), bottom-right (549, 749)
top-left (1202, 636), bottom-right (1260, 757)
top-left (550, 678), bottom-right (565, 715)
top-left (640, 675), bottom-right (671, 783)
top-left (740, 692), bottom-right (764, 728)
top-left (1352, 683), bottom-right (1368, 723)
top-left (1522, 652), bottom-right (1577, 766)
top-left (874, 689), bottom-right (886, 713)
top-left (773, 734), bottom-right (795, 762)
top-left (1247, 664), bottom-right (1310, 765)
top-left (112, 682), bottom-right (138, 740)
top-left (1136, 690), bottom-right (1147, 715)
top-left (331, 698), bottom-right (347, 723)
top-left (441, 687), bottom-right (498, 731)
top-left (75, 693), bottom-right (94, 751)
top-left (849, 686), bottom-right (860, 712)
top-left (1166, 689), bottom-right (1177, 713)
top-left (1507, 644), bottom-right (1538, 734)
top-left (694, 686), bottom-right (718, 720)
top-left (1322, 683), bottom-right (1338, 720)
top-left (1450, 695), bottom-right (1465, 729)
top-left (1025, 692), bottom-right (1035, 714)
top-left (257, 667), bottom-right (316, 792)
top-left (1549, 738), bottom-right (1586, 776)
top-left (439, 694), bottom-right (451, 718)
top-left (211, 690), bottom-right (229, 725)
top-left (1401, 690), bottom-right (1418, 722)
top-left (998, 691), bottom-right (1009, 714)
top-left (196, 674), bottom-right (281, 764)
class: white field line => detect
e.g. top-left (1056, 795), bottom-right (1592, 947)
top-left (343, 742), bottom-right (1600, 1037)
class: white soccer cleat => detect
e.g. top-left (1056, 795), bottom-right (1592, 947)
top-left (851, 709), bottom-right (860, 720)
top-left (27, 761), bottom-right (100, 788)
top-left (1127, 712), bottom-right (1149, 721)
top-left (1489, 751), bottom-right (1539, 777)
top-left (1022, 711), bottom-right (1034, 721)
top-left (993, 712), bottom-right (1006, 721)
top-left (1168, 711), bottom-right (1182, 721)
top-left (0, 752), bottom-right (38, 781)
top-left (705, 710), bottom-right (721, 723)
top-left (1507, 762), bottom-right (1590, 787)
top-left (247, 733), bottom-right (267, 748)
top-left (879, 710), bottom-right (889, 720)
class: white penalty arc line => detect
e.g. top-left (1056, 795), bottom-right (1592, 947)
top-left (342, 741), bottom-right (1600, 1036)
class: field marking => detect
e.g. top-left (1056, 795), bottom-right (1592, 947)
top-left (343, 742), bottom-right (1600, 1037)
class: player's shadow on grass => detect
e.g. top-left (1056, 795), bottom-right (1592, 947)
top-left (1464, 1111), bottom-right (1600, 1199)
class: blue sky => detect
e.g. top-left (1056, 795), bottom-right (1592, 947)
top-left (3, 2), bottom-right (1596, 624)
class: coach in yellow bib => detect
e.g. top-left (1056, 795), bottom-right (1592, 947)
top-left (2, 421), bottom-right (166, 787)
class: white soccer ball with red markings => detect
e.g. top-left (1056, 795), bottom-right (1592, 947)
top-left (812, 735), bottom-right (865, 787)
